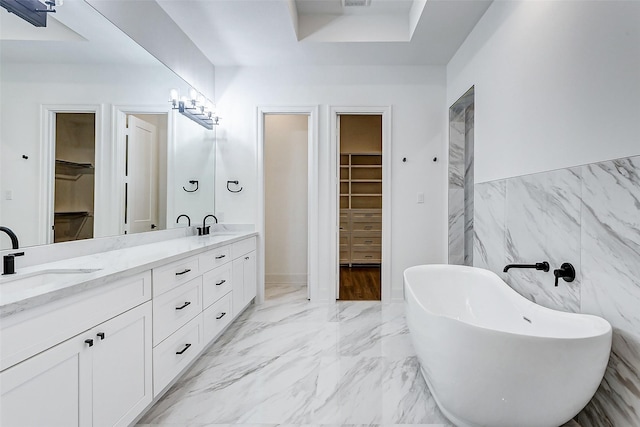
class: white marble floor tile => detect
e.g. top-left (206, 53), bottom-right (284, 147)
top-left (139, 285), bottom-right (449, 426)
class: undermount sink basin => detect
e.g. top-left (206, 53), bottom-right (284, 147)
top-left (0, 268), bottom-right (102, 288)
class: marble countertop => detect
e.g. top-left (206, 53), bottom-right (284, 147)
top-left (0, 231), bottom-right (257, 319)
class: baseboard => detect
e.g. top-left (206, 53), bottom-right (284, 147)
top-left (265, 274), bottom-right (308, 285)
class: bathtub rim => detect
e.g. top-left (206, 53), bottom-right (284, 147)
top-left (403, 264), bottom-right (612, 341)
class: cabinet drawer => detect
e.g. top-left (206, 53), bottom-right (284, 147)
top-left (351, 211), bottom-right (382, 221)
top-left (198, 245), bottom-right (231, 273)
top-left (351, 221), bottom-right (382, 232)
top-left (231, 237), bottom-right (256, 259)
top-left (152, 256), bottom-right (199, 297)
top-left (153, 277), bottom-right (202, 346)
top-left (339, 233), bottom-right (350, 246)
top-left (203, 292), bottom-right (232, 344)
top-left (153, 314), bottom-right (204, 396)
top-left (1, 271), bottom-right (151, 372)
top-left (339, 248), bottom-right (350, 264)
top-left (203, 263), bottom-right (232, 309)
top-left (352, 235), bottom-right (381, 246)
top-left (351, 248), bottom-right (381, 263)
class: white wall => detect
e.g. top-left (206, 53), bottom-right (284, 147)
top-left (447, 0), bottom-right (640, 183)
top-left (0, 62), bottom-right (214, 249)
top-left (264, 114), bottom-right (308, 284)
top-left (215, 65), bottom-right (447, 300)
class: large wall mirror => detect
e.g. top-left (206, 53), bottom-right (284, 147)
top-left (0, 0), bottom-right (216, 250)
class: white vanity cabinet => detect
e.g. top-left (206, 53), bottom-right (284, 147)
top-left (0, 301), bottom-right (153, 427)
top-left (232, 238), bottom-right (257, 316)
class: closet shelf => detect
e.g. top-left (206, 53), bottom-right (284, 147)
top-left (55, 159), bottom-right (95, 179)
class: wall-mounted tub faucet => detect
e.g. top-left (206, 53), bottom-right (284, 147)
top-left (198, 214), bottom-right (218, 236)
top-left (553, 263), bottom-right (575, 287)
top-left (176, 214), bottom-right (191, 227)
top-left (503, 262), bottom-right (550, 273)
top-left (1, 226), bottom-right (24, 275)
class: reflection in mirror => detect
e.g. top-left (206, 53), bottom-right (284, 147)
top-left (0, 0), bottom-right (216, 250)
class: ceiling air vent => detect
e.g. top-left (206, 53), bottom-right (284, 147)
top-left (342, 0), bottom-right (371, 7)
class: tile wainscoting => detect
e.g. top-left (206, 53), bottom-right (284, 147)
top-left (473, 156), bottom-right (640, 426)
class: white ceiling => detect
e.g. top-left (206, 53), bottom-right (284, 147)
top-left (157, 0), bottom-right (492, 67)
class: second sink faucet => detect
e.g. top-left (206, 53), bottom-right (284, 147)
top-left (176, 214), bottom-right (191, 227)
top-left (199, 214), bottom-right (218, 236)
top-left (1, 226), bottom-right (24, 275)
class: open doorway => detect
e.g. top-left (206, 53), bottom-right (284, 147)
top-left (264, 114), bottom-right (309, 300)
top-left (338, 114), bottom-right (382, 300)
top-left (53, 112), bottom-right (96, 243)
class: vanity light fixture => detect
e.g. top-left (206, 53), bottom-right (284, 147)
top-left (169, 89), bottom-right (219, 130)
top-left (1, 0), bottom-right (62, 27)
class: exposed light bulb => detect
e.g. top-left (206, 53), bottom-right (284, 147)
top-left (169, 89), bottom-right (179, 101)
top-left (189, 88), bottom-right (198, 101)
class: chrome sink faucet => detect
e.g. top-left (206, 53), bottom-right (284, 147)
top-left (1, 226), bottom-right (24, 275)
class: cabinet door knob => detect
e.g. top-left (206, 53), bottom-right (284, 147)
top-left (245, 256), bottom-right (249, 260)
top-left (216, 279), bottom-right (226, 286)
top-left (84, 339), bottom-right (94, 347)
top-left (175, 268), bottom-right (191, 276)
top-left (175, 301), bottom-right (191, 310)
top-left (216, 312), bottom-right (226, 320)
top-left (215, 254), bottom-right (226, 259)
top-left (96, 332), bottom-right (105, 340)
top-left (176, 343), bottom-right (192, 355)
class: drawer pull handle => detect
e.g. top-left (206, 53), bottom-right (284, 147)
top-left (216, 279), bottom-right (226, 286)
top-left (176, 343), bottom-right (192, 355)
top-left (96, 332), bottom-right (105, 340)
top-left (364, 240), bottom-right (373, 244)
top-left (176, 269), bottom-right (191, 276)
top-left (364, 226), bottom-right (372, 230)
top-left (84, 339), bottom-right (94, 347)
top-left (176, 301), bottom-right (191, 310)
top-left (216, 312), bottom-right (227, 320)
top-left (365, 255), bottom-right (373, 258)
top-left (215, 254), bottom-right (226, 259)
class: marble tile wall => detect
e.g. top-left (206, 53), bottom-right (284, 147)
top-left (473, 155), bottom-right (640, 426)
top-left (448, 90), bottom-right (474, 266)
top-left (448, 107), bottom-right (465, 265)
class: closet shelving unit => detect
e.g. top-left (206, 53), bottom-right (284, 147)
top-left (53, 113), bottom-right (96, 243)
top-left (339, 153), bottom-right (382, 266)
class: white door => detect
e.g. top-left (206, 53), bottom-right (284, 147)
top-left (0, 333), bottom-right (92, 426)
top-left (126, 115), bottom-right (159, 234)
top-left (92, 302), bottom-right (152, 427)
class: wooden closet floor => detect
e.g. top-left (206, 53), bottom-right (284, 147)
top-left (339, 266), bottom-right (381, 300)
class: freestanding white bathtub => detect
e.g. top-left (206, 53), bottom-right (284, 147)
top-left (404, 264), bottom-right (612, 427)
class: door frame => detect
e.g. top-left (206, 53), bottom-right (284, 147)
top-left (330, 106), bottom-right (392, 301)
top-left (40, 104), bottom-right (103, 244)
top-left (113, 105), bottom-right (174, 235)
top-left (257, 106), bottom-right (319, 303)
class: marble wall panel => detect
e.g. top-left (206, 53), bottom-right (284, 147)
top-left (504, 168), bottom-right (582, 312)
top-left (448, 189), bottom-right (465, 265)
top-left (579, 156), bottom-right (640, 426)
top-left (473, 180), bottom-right (506, 277)
top-left (474, 155), bottom-right (640, 426)
top-left (463, 105), bottom-right (475, 266)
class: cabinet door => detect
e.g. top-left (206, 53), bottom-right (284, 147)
top-left (92, 302), bottom-right (152, 427)
top-left (232, 257), bottom-right (245, 316)
top-left (0, 333), bottom-right (91, 427)
top-left (242, 251), bottom-right (257, 305)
